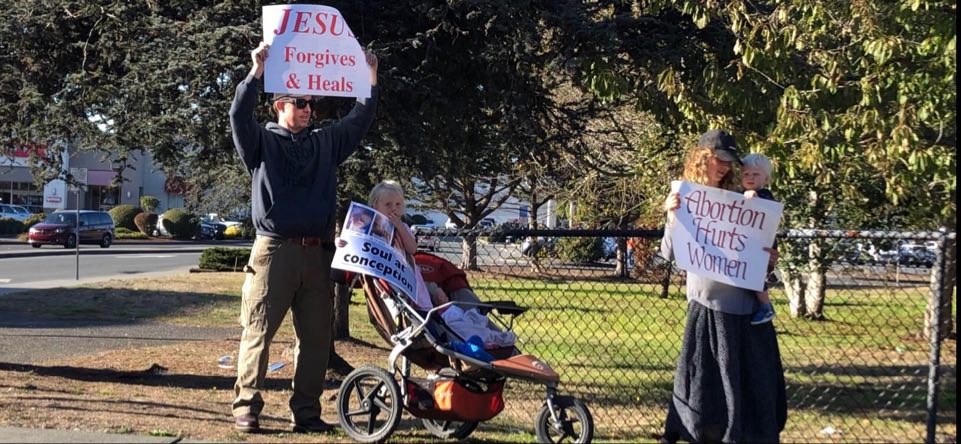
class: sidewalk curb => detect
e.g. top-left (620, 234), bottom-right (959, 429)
top-left (0, 247), bottom-right (223, 260)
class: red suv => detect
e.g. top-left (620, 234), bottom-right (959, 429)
top-left (28, 210), bottom-right (115, 249)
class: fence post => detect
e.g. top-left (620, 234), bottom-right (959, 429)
top-left (660, 266), bottom-right (672, 299)
top-left (925, 228), bottom-right (948, 444)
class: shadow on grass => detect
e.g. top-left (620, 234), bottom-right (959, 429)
top-left (0, 362), bottom-right (340, 392)
top-left (0, 287), bottom-right (237, 329)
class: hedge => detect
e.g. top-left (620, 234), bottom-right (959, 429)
top-left (109, 205), bottom-right (143, 231)
top-left (23, 213), bottom-right (46, 228)
top-left (0, 218), bottom-right (25, 235)
top-left (134, 212), bottom-right (158, 235)
top-left (161, 208), bottom-right (199, 239)
top-left (554, 236), bottom-right (605, 263)
top-left (115, 227), bottom-right (149, 239)
top-left (199, 247), bottom-right (251, 271)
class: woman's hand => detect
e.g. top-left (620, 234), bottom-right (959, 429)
top-left (764, 247), bottom-right (779, 269)
top-left (664, 192), bottom-right (680, 212)
top-left (744, 190), bottom-right (758, 200)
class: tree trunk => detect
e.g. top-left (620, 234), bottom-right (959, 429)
top-left (803, 240), bottom-right (827, 319)
top-left (462, 234), bottom-right (479, 271)
top-left (782, 268), bottom-right (807, 318)
top-left (332, 282), bottom-right (352, 339)
top-left (925, 236), bottom-right (956, 340)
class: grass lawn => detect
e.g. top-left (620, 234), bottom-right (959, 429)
top-left (0, 271), bottom-right (954, 442)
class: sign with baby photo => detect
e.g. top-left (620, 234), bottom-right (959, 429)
top-left (669, 180), bottom-right (783, 291)
top-left (332, 202), bottom-right (417, 298)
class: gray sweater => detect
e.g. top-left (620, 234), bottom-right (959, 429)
top-left (661, 218), bottom-right (757, 315)
top-left (229, 75), bottom-right (378, 238)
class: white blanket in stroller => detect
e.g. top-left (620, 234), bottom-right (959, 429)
top-left (440, 305), bottom-right (517, 348)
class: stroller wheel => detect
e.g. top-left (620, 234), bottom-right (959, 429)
top-left (422, 418), bottom-right (478, 440)
top-left (336, 366), bottom-right (402, 443)
top-left (535, 396), bottom-right (594, 444)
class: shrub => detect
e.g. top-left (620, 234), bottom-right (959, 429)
top-left (134, 212), bottom-right (159, 235)
top-left (224, 225), bottom-right (242, 239)
top-left (554, 236), bottom-right (605, 263)
top-left (23, 213), bottom-right (46, 228)
top-left (161, 208), bottom-right (199, 239)
top-left (140, 195), bottom-right (160, 213)
top-left (239, 217), bottom-right (255, 239)
top-left (0, 218), bottom-right (25, 235)
top-left (109, 205), bottom-right (143, 231)
top-left (115, 227), bottom-right (149, 240)
top-left (199, 247), bottom-right (251, 271)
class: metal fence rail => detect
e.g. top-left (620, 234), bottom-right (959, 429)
top-left (410, 227), bottom-right (956, 442)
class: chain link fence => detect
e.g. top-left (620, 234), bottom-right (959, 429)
top-left (410, 227), bottom-right (956, 442)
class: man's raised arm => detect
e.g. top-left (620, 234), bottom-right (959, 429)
top-left (229, 42), bottom-right (269, 172)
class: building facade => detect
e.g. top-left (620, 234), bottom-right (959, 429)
top-left (1, 145), bottom-right (184, 214)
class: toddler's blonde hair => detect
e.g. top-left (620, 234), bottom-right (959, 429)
top-left (369, 180), bottom-right (405, 208)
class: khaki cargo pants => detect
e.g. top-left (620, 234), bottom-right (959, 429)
top-left (232, 235), bottom-right (333, 422)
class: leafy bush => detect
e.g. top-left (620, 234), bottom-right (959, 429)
top-left (161, 208), bottom-right (199, 239)
top-left (489, 221), bottom-right (525, 243)
top-left (109, 205), bottom-right (143, 231)
top-left (239, 217), bottom-right (255, 239)
top-left (224, 225), bottom-right (242, 239)
top-left (199, 247), bottom-right (251, 271)
top-left (23, 213), bottom-right (46, 228)
top-left (0, 218), bottom-right (25, 235)
top-left (139, 195), bottom-right (160, 213)
top-left (115, 227), bottom-right (149, 239)
top-left (134, 212), bottom-right (158, 235)
top-left (554, 236), bottom-right (605, 263)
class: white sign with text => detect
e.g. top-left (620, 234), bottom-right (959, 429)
top-left (262, 4), bottom-right (370, 98)
top-left (332, 202), bottom-right (416, 298)
top-left (669, 180), bottom-right (783, 291)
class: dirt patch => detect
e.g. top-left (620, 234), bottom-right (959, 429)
top-left (0, 337), bottom-right (418, 442)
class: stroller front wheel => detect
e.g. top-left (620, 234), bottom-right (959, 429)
top-left (336, 366), bottom-right (402, 443)
top-left (422, 418), bottom-right (478, 440)
top-left (535, 395), bottom-right (594, 444)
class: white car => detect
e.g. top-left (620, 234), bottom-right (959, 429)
top-left (444, 219), bottom-right (460, 229)
top-left (0, 203), bottom-right (32, 222)
top-left (410, 221), bottom-right (440, 251)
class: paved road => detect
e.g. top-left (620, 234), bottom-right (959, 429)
top-left (0, 250), bottom-right (201, 289)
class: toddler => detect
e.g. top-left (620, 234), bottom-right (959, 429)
top-left (742, 153), bottom-right (778, 325)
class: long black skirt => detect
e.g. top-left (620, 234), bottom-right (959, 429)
top-left (662, 301), bottom-right (788, 443)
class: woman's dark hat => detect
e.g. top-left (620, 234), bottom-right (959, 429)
top-left (698, 129), bottom-right (742, 165)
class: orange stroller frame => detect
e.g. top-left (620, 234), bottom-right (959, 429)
top-left (334, 271), bottom-right (595, 443)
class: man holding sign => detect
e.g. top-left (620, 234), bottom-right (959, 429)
top-left (658, 130), bottom-right (787, 443)
top-left (228, 5), bottom-right (378, 434)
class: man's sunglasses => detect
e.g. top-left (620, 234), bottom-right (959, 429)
top-left (276, 97), bottom-right (314, 109)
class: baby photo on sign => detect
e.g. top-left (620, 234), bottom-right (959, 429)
top-left (370, 213), bottom-right (394, 244)
top-left (344, 204), bottom-right (375, 235)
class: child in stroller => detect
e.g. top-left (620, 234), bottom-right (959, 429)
top-left (331, 182), bottom-right (594, 443)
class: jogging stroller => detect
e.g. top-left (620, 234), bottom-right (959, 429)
top-left (332, 253), bottom-right (594, 443)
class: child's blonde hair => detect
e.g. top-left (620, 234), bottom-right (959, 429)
top-left (741, 153), bottom-right (774, 179)
top-left (368, 180), bottom-right (405, 208)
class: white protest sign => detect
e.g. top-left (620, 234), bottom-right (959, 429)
top-left (669, 180), bottom-right (783, 291)
top-left (262, 4), bottom-right (371, 98)
top-left (332, 202), bottom-right (417, 298)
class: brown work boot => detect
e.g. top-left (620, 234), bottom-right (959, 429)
top-left (291, 417), bottom-right (335, 433)
top-left (235, 413), bottom-right (260, 433)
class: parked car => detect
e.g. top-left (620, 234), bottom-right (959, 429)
top-left (28, 210), bottom-right (114, 248)
top-left (411, 221), bottom-right (439, 252)
top-left (0, 203), bottom-right (32, 222)
top-left (898, 244), bottom-right (935, 267)
top-left (198, 214), bottom-right (243, 240)
top-left (479, 218), bottom-right (496, 229)
top-left (444, 219), bottom-right (460, 229)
